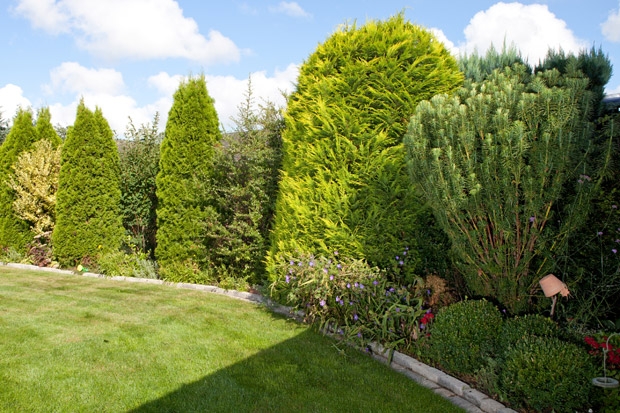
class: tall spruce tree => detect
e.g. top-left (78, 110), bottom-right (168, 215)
top-left (267, 13), bottom-right (463, 283)
top-left (155, 75), bottom-right (221, 280)
top-left (0, 108), bottom-right (39, 250)
top-left (52, 101), bottom-right (123, 266)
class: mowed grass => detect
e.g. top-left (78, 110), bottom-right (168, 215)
top-left (0, 267), bottom-right (463, 412)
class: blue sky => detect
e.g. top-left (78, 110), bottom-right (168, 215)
top-left (1, 0), bottom-right (619, 133)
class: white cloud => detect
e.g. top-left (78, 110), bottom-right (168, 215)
top-left (429, 28), bottom-right (459, 57)
top-left (460, 2), bottom-right (587, 64)
top-left (13, 0), bottom-right (242, 65)
top-left (0, 84), bottom-right (33, 123)
top-left (43, 62), bottom-right (298, 135)
top-left (602, 2), bottom-right (620, 42)
top-left (46, 62), bottom-right (125, 95)
top-left (12, 0), bottom-right (70, 34)
top-left (269, 2), bottom-right (311, 19)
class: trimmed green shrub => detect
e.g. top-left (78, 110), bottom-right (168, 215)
top-left (155, 75), bottom-right (221, 280)
top-left (430, 299), bottom-right (503, 375)
top-left (267, 13), bottom-right (463, 284)
top-left (500, 335), bottom-right (597, 412)
top-left (497, 314), bottom-right (559, 358)
top-left (52, 101), bottom-right (124, 266)
top-left (0, 108), bottom-right (38, 250)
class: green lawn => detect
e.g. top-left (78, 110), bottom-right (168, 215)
top-left (0, 266), bottom-right (463, 412)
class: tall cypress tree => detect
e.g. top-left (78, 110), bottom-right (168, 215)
top-left (267, 13), bottom-right (463, 283)
top-left (52, 101), bottom-right (123, 267)
top-left (35, 107), bottom-right (62, 149)
top-left (155, 75), bottom-right (221, 280)
top-left (0, 108), bottom-right (38, 250)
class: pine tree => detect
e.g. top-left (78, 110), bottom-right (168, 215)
top-left (267, 13), bottom-right (463, 283)
top-left (155, 75), bottom-right (221, 280)
top-left (52, 101), bottom-right (123, 267)
top-left (404, 63), bottom-right (602, 314)
top-left (0, 108), bottom-right (38, 250)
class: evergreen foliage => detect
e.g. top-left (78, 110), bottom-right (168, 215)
top-left (35, 107), bottom-right (62, 148)
top-left (459, 44), bottom-right (527, 83)
top-left (52, 101), bottom-right (123, 266)
top-left (155, 75), bottom-right (221, 279)
top-left (267, 13), bottom-right (463, 283)
top-left (201, 79), bottom-right (283, 285)
top-left (0, 108), bottom-right (39, 250)
top-left (404, 63), bottom-right (602, 314)
top-left (0, 109), bottom-right (9, 145)
top-left (9, 139), bottom-right (61, 236)
top-left (119, 114), bottom-right (161, 257)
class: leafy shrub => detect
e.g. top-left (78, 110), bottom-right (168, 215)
top-left (97, 250), bottom-right (158, 279)
top-left (430, 299), bottom-right (502, 375)
top-left (500, 335), bottom-right (597, 412)
top-left (270, 253), bottom-right (426, 354)
top-left (497, 314), bottom-right (559, 358)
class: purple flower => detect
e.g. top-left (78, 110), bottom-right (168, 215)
top-left (289, 260), bottom-right (294, 266)
top-left (395, 308), bottom-right (400, 312)
top-left (337, 264), bottom-right (342, 269)
top-left (354, 282), bottom-right (359, 288)
top-left (329, 275), bottom-right (334, 280)
top-left (613, 249), bottom-right (618, 254)
top-left (309, 261), bottom-right (315, 267)
top-left (357, 332), bottom-right (362, 338)
top-left (360, 283), bottom-right (364, 289)
top-left (389, 287), bottom-right (395, 293)
top-left (405, 246), bottom-right (409, 251)
top-left (349, 301), bottom-right (354, 306)
top-left (346, 283), bottom-right (351, 288)
top-left (373, 280), bottom-right (379, 286)
top-left (529, 216), bottom-right (535, 223)
top-left (298, 262), bottom-right (302, 266)
top-left (323, 268), bottom-right (328, 274)
top-left (353, 313), bottom-right (359, 321)
top-left (396, 255), bottom-right (400, 260)
top-left (285, 275), bottom-right (290, 283)
top-left (334, 250), bottom-right (339, 256)
top-left (339, 299), bottom-right (344, 305)
top-left (598, 231), bottom-right (604, 236)
top-left (426, 289), bottom-right (431, 296)
top-left (399, 260), bottom-right (404, 266)
top-left (403, 251), bottom-right (407, 256)
top-left (319, 299), bottom-right (326, 307)
top-left (420, 324), bottom-right (426, 330)
top-left (614, 205), bottom-right (618, 209)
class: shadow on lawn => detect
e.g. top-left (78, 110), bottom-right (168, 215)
top-left (130, 328), bottom-right (455, 413)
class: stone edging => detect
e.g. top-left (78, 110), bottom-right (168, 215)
top-left (1, 262), bottom-right (516, 413)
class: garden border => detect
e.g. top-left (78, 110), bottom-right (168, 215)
top-left (1, 262), bottom-right (516, 413)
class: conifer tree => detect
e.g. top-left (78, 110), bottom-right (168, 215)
top-left (52, 101), bottom-right (123, 266)
top-left (267, 13), bottom-right (463, 282)
top-left (0, 108), bottom-right (38, 250)
top-left (404, 63), bottom-right (603, 314)
top-left (155, 75), bottom-right (221, 280)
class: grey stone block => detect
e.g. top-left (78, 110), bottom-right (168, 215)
top-left (463, 388), bottom-right (490, 406)
top-left (480, 397), bottom-right (511, 413)
top-left (437, 374), bottom-right (470, 396)
top-left (447, 395), bottom-right (485, 413)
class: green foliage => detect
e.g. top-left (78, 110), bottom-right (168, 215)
top-left (430, 299), bottom-right (503, 375)
top-left (52, 101), bottom-right (124, 267)
top-left (499, 335), bottom-right (597, 412)
top-left (268, 13), bottom-right (463, 284)
top-left (0, 108), bottom-right (39, 250)
top-left (459, 43), bottom-right (528, 82)
top-left (97, 248), bottom-right (158, 279)
top-left (405, 63), bottom-right (601, 314)
top-left (201, 79), bottom-right (283, 285)
top-left (155, 75), bottom-right (221, 280)
top-left (9, 139), bottom-right (61, 236)
top-left (270, 252), bottom-right (426, 354)
top-left (119, 114), bottom-right (161, 257)
top-left (0, 109), bottom-right (9, 145)
top-left (497, 314), bottom-right (559, 358)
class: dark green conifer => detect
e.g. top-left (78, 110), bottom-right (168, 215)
top-left (155, 75), bottom-right (221, 280)
top-left (52, 101), bottom-right (123, 266)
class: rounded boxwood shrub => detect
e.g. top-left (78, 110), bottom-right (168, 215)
top-left (497, 314), bottom-right (559, 358)
top-left (430, 299), bottom-right (502, 375)
top-left (499, 335), bottom-right (596, 412)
